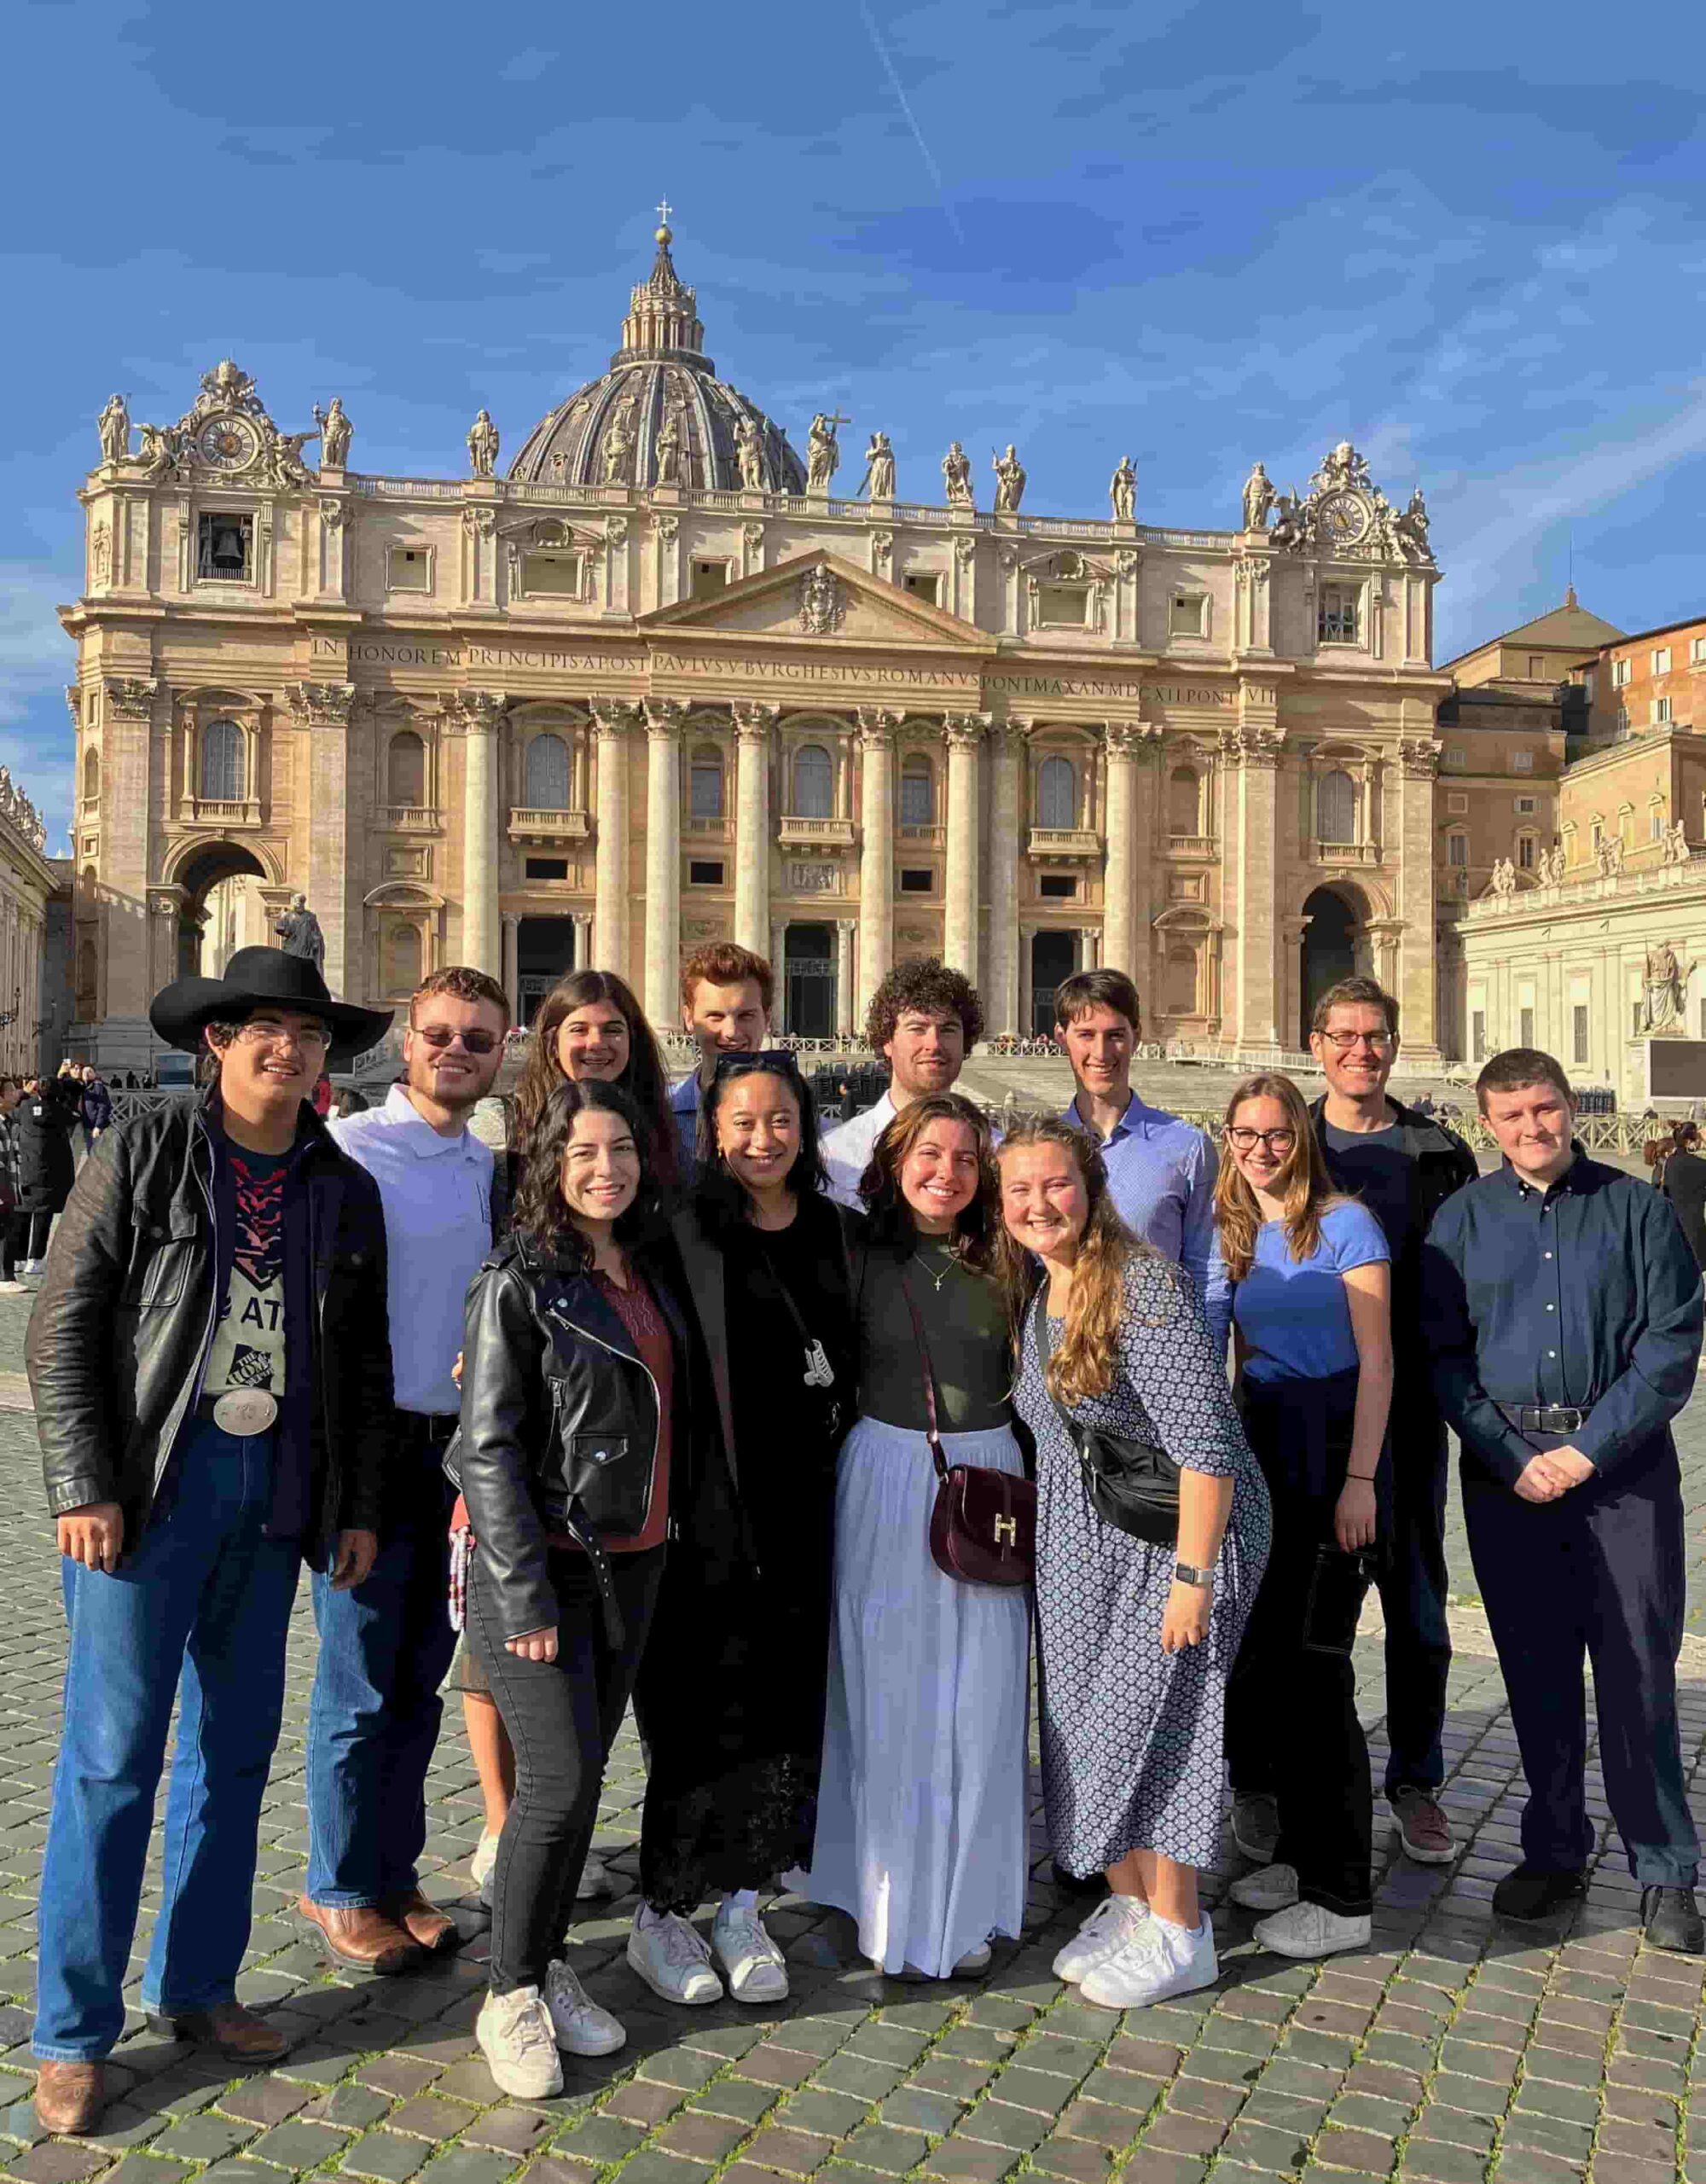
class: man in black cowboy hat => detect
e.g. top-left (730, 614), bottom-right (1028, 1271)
top-left (25, 948), bottom-right (397, 2135)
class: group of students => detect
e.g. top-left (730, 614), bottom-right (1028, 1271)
top-left (21, 930), bottom-right (1706, 2132)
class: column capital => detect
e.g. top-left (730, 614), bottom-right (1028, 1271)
top-left (856, 707), bottom-right (902, 748)
top-left (457, 688), bottom-right (507, 734)
top-left (1104, 721), bottom-right (1148, 759)
top-left (589, 697), bottom-right (641, 739)
top-left (501, 909), bottom-right (521, 928)
top-left (285, 680), bottom-right (355, 729)
top-left (731, 701), bottom-right (779, 742)
top-left (943, 712), bottom-right (990, 748)
top-left (1398, 735), bottom-right (1442, 778)
top-left (644, 698), bottom-right (688, 740)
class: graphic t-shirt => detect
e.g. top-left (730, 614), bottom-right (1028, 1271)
top-left (205, 1146), bottom-right (289, 1397)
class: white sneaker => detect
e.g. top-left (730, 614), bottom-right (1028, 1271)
top-left (1053, 1894), bottom-right (1152, 1984)
top-left (576, 1853), bottom-right (618, 1902)
top-left (543, 1957), bottom-right (626, 2056)
top-left (477, 1986), bottom-right (563, 2099)
top-left (473, 1829), bottom-right (617, 1909)
top-left (1082, 1916), bottom-right (1220, 2010)
top-left (0, 1280), bottom-right (26, 1296)
top-left (711, 1903), bottom-right (790, 2002)
top-left (952, 1941), bottom-right (993, 1977)
top-left (627, 1908), bottom-right (724, 2004)
top-left (1253, 1900), bottom-right (1372, 1959)
top-left (1230, 1862), bottom-right (1300, 1913)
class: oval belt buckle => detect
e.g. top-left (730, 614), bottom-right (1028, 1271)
top-left (212, 1389), bottom-right (280, 1437)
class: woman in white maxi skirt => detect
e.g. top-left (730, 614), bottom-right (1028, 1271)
top-left (800, 1093), bottom-right (1030, 1978)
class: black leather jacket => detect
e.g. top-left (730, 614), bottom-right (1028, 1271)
top-left (26, 1092), bottom-right (395, 1559)
top-left (450, 1232), bottom-right (691, 1643)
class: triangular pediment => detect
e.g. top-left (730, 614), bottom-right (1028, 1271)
top-left (641, 550), bottom-right (992, 653)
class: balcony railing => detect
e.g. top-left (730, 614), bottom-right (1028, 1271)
top-left (1027, 827), bottom-right (1102, 860)
top-left (898, 822), bottom-right (946, 848)
top-left (187, 798), bottom-right (260, 828)
top-left (683, 814), bottom-right (734, 843)
top-left (509, 807), bottom-right (592, 841)
top-left (1166, 834), bottom-right (1216, 857)
top-left (378, 805), bottom-right (440, 833)
top-left (1309, 838), bottom-right (1380, 865)
top-left (778, 815), bottom-right (856, 848)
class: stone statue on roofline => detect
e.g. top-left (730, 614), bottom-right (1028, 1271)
top-left (942, 442), bottom-right (973, 508)
top-left (1109, 456), bottom-right (1136, 521)
top-left (859, 432), bottom-right (896, 501)
top-left (315, 398), bottom-right (352, 468)
top-left (467, 410), bottom-right (500, 479)
top-left (1242, 461), bottom-right (1274, 533)
top-left (97, 395), bottom-right (131, 465)
top-left (992, 444), bottom-right (1026, 513)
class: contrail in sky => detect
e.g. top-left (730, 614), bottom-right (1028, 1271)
top-left (857, 0), bottom-right (965, 246)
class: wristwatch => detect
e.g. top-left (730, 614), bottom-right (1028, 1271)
top-left (1174, 1562), bottom-right (1214, 1588)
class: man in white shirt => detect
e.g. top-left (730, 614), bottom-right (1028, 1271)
top-left (822, 958), bottom-right (985, 1209)
top-left (667, 942), bottom-right (773, 1171)
top-left (299, 967), bottom-right (508, 1975)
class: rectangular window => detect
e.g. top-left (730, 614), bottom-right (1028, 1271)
top-left (688, 859), bottom-right (724, 886)
top-left (1517, 836), bottom-right (1535, 868)
top-left (899, 868), bottom-right (933, 893)
top-left (1616, 705), bottom-right (1630, 735)
top-left (1519, 1008), bottom-right (1535, 1046)
top-left (196, 512), bottom-right (253, 581)
top-left (1612, 657), bottom-right (1631, 688)
top-left (1693, 636), bottom-right (1706, 665)
top-left (524, 857), bottom-right (569, 880)
top-left (1446, 746), bottom-right (1466, 768)
top-left (1633, 1001), bottom-right (1645, 1037)
top-left (1169, 592), bottom-right (1206, 638)
top-left (899, 771), bottom-right (933, 827)
top-left (1529, 656), bottom-right (1546, 678)
top-left (1038, 874), bottom-right (1078, 899)
top-left (689, 763), bottom-right (723, 821)
top-left (1653, 647), bottom-right (1672, 675)
top-left (1516, 796), bottom-right (1536, 814)
top-left (1471, 1011), bottom-right (1486, 1063)
top-left (1317, 584), bottom-right (1360, 643)
top-left (1038, 585), bottom-right (1089, 628)
top-left (1448, 834), bottom-right (1468, 867)
top-left (1448, 792), bottom-right (1469, 813)
top-left (1573, 1005), bottom-right (1589, 1066)
top-left (387, 546), bottom-right (431, 592)
top-left (1652, 808), bottom-right (1666, 841)
top-left (1512, 750), bottom-right (1534, 771)
top-left (520, 551), bottom-right (581, 596)
top-left (1653, 696), bottom-right (1673, 725)
top-left (903, 572), bottom-right (940, 606)
top-left (691, 561), bottom-right (729, 599)
top-left (1581, 669), bottom-right (1596, 699)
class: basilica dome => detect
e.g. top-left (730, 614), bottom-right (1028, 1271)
top-left (508, 226), bottom-right (808, 495)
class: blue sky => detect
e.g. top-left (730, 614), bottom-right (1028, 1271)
top-left (4, 0), bottom-right (1704, 851)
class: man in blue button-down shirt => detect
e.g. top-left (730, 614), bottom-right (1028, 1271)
top-left (1422, 1047), bottom-right (1704, 1953)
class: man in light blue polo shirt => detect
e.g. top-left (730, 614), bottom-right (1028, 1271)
top-left (299, 966), bottom-right (508, 1975)
top-left (1054, 967), bottom-right (1229, 1357)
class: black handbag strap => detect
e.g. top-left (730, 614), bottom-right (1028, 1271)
top-left (897, 1264), bottom-right (950, 1483)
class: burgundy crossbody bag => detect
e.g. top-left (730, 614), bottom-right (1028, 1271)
top-left (897, 1265), bottom-right (1036, 1589)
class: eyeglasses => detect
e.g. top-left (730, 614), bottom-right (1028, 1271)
top-left (235, 1019), bottom-right (330, 1052)
top-left (1317, 1030), bottom-right (1395, 1054)
top-left (712, 1048), bottom-right (803, 1082)
top-left (1226, 1126), bottom-right (1297, 1153)
top-left (411, 1025), bottom-right (501, 1054)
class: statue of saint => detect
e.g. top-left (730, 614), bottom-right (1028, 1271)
top-left (992, 444), bottom-right (1026, 513)
top-left (734, 415), bottom-right (765, 489)
top-left (859, 432), bottom-right (896, 500)
top-left (1643, 940), bottom-right (1694, 1032)
top-left (314, 398), bottom-right (352, 468)
top-left (97, 394), bottom-right (131, 465)
top-left (655, 408), bottom-right (683, 485)
top-left (261, 425), bottom-right (316, 488)
top-left (806, 412), bottom-right (847, 492)
top-left (942, 442), bottom-right (973, 508)
top-left (274, 892), bottom-right (326, 971)
top-left (1109, 455), bottom-right (1136, 522)
top-left (467, 410), bottom-right (501, 479)
top-left (1269, 492), bottom-right (1306, 551)
top-left (1242, 461), bottom-right (1274, 532)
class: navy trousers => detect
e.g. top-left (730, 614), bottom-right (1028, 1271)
top-left (1463, 1441), bottom-right (1699, 1890)
top-left (1373, 1407), bottom-right (1453, 1796)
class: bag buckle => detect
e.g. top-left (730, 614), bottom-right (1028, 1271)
top-left (994, 1515), bottom-right (1018, 1547)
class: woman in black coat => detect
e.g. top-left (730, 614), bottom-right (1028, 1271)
top-left (15, 1075), bottom-right (78, 1263)
top-left (1662, 1123), bottom-right (1706, 1273)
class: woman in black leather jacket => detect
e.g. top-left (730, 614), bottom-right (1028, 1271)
top-left (456, 1078), bottom-right (689, 2100)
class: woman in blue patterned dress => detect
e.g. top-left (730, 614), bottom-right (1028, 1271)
top-left (996, 1115), bottom-right (1270, 2010)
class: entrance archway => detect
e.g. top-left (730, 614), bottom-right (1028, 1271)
top-left (1030, 931), bottom-right (1076, 1036)
top-left (785, 923), bottom-right (835, 1038)
top-left (169, 842), bottom-right (270, 978)
top-left (518, 916), bottom-right (577, 1025)
top-left (1300, 886), bottom-right (1360, 1047)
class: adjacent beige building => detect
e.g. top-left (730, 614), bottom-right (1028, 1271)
top-left (0, 775), bottom-right (60, 1074)
top-left (65, 224), bottom-right (1451, 1068)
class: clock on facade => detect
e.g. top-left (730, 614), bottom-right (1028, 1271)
top-left (1315, 490), bottom-right (1370, 549)
top-left (195, 415), bottom-right (261, 471)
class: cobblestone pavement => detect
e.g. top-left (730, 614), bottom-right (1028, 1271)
top-left (1, 1294), bottom-right (1705, 2184)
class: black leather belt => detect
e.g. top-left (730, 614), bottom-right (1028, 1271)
top-left (400, 1409), bottom-right (459, 1446)
top-left (1495, 1403), bottom-right (1587, 1434)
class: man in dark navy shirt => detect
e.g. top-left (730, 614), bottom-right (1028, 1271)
top-left (1422, 1048), bottom-right (1703, 1952)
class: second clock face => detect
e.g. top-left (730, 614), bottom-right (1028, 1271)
top-left (1317, 490), bottom-right (1370, 547)
top-left (197, 415), bottom-right (260, 470)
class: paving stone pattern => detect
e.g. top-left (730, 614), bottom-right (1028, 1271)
top-left (2, 1292), bottom-right (1705, 2184)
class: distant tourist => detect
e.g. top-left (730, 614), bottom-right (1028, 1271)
top-left (1662, 1122), bottom-right (1706, 1273)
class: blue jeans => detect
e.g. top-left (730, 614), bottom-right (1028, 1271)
top-left (34, 1420), bottom-right (301, 2060)
top-left (305, 1426), bottom-right (457, 1906)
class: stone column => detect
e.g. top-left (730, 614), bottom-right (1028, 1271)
top-left (835, 921), bottom-right (856, 1037)
top-left (501, 913), bottom-right (520, 1021)
top-left (856, 709), bottom-right (899, 1015)
top-left (986, 720), bottom-right (1024, 1036)
top-left (732, 703), bottom-right (776, 958)
top-left (287, 680), bottom-right (357, 997)
top-left (572, 910), bottom-right (594, 975)
top-left (770, 917), bottom-right (789, 1033)
top-left (1081, 926), bottom-right (1100, 972)
top-left (644, 700), bottom-right (685, 1026)
top-left (943, 713), bottom-right (987, 985)
top-left (1395, 732), bottom-right (1445, 1068)
top-left (1102, 723), bottom-right (1139, 979)
top-left (1221, 722), bottom-right (1285, 1054)
top-left (1018, 923), bottom-right (1037, 1037)
top-left (459, 689), bottom-right (504, 979)
top-left (591, 700), bottom-right (635, 973)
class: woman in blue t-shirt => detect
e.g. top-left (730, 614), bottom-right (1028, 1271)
top-left (1215, 1072), bottom-right (1393, 1961)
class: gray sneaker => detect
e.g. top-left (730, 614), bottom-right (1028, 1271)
top-left (1232, 1792), bottom-right (1280, 1863)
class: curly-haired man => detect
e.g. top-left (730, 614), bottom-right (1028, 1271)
top-left (821, 957), bottom-right (986, 1208)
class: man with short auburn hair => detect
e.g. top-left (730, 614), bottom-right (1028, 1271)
top-left (821, 956), bottom-right (985, 1209)
top-left (1051, 968), bottom-right (1227, 1355)
top-left (300, 965), bottom-right (509, 1974)
top-left (1422, 1047), bottom-right (1704, 1953)
top-left (670, 942), bottom-right (772, 1170)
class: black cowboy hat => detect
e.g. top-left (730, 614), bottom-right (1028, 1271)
top-left (148, 946), bottom-right (394, 1062)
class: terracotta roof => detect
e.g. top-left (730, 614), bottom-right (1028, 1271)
top-left (1442, 595), bottom-right (1627, 671)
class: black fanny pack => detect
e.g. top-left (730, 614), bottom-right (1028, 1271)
top-left (1035, 1297), bottom-right (1179, 1547)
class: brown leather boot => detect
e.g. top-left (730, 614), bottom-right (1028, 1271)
top-left (297, 1896), bottom-right (426, 1974)
top-left (34, 2061), bottom-right (107, 2135)
top-left (146, 2001), bottom-right (293, 2063)
top-left (383, 1890), bottom-right (461, 1955)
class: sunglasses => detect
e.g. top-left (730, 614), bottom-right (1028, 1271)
top-left (712, 1048), bottom-right (804, 1082)
top-left (411, 1025), bottom-right (502, 1054)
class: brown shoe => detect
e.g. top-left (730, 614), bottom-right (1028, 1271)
top-left (383, 1889), bottom-right (461, 1955)
top-left (297, 1895), bottom-right (426, 1974)
top-left (34, 2061), bottom-right (107, 2135)
top-left (147, 2000), bottom-right (292, 2063)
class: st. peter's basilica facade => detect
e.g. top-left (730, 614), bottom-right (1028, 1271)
top-left (65, 222), bottom-right (1447, 1066)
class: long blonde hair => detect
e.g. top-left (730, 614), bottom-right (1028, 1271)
top-left (992, 1113), bottom-right (1154, 1405)
top-left (1213, 1072), bottom-right (1336, 1283)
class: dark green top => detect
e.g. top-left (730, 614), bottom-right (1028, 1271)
top-left (856, 1237), bottom-right (1013, 1432)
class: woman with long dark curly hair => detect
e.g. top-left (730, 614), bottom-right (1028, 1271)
top-left (512, 971), bottom-right (678, 1188)
top-left (798, 1090), bottom-right (1030, 1980)
top-left (454, 1079), bottom-right (693, 2095)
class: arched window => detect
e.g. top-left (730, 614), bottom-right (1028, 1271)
top-left (82, 747), bottom-right (100, 804)
top-left (1168, 766), bottom-right (1200, 837)
top-left (386, 730), bottom-right (425, 807)
top-left (385, 921), bottom-right (422, 994)
top-left (1037, 755), bottom-right (1076, 829)
top-left (792, 743), bottom-right (833, 818)
top-left (1316, 768), bottom-right (1356, 845)
top-left (525, 732), bottom-right (571, 810)
top-left (689, 744), bottom-right (724, 822)
top-left (900, 755), bottom-right (934, 827)
top-left (200, 719), bottom-right (245, 803)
